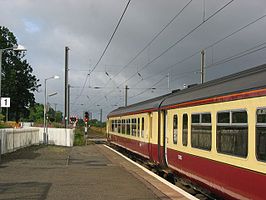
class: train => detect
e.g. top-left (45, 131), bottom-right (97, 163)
top-left (106, 63), bottom-right (266, 200)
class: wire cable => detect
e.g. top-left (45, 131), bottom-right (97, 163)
top-left (108, 0), bottom-right (193, 81)
top-left (74, 0), bottom-right (131, 103)
top-left (168, 41), bottom-right (266, 81)
top-left (132, 42), bottom-right (266, 100)
top-left (120, 0), bottom-right (234, 86)
top-left (90, 0), bottom-right (131, 74)
top-left (129, 75), bottom-right (168, 99)
top-left (131, 12), bottom-right (266, 88)
top-left (90, 0), bottom-right (235, 105)
top-left (75, 0), bottom-right (193, 107)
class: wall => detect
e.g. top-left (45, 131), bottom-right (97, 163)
top-left (0, 127), bottom-right (74, 156)
top-left (38, 127), bottom-right (74, 147)
top-left (0, 128), bottom-right (39, 154)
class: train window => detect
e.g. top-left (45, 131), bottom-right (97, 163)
top-left (217, 112), bottom-right (230, 123)
top-left (122, 119), bottom-right (125, 134)
top-left (217, 110), bottom-right (248, 158)
top-left (192, 114), bottom-right (200, 123)
top-left (202, 113), bottom-right (211, 123)
top-left (173, 115), bottom-right (178, 144)
top-left (256, 108), bottom-right (266, 162)
top-left (111, 120), bottom-right (114, 132)
top-left (117, 120), bottom-right (121, 133)
top-left (191, 113), bottom-right (211, 151)
top-left (232, 111), bottom-right (247, 124)
top-left (182, 114), bottom-right (188, 146)
top-left (126, 119), bottom-right (130, 135)
top-left (137, 118), bottom-right (140, 137)
top-left (257, 109), bottom-right (266, 123)
top-left (131, 118), bottom-right (137, 136)
top-left (141, 117), bottom-right (144, 138)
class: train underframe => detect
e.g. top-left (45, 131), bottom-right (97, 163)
top-left (108, 132), bottom-right (265, 200)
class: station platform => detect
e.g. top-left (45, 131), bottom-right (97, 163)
top-left (0, 141), bottom-right (196, 199)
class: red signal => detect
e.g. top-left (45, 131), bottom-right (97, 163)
top-left (84, 112), bottom-right (89, 122)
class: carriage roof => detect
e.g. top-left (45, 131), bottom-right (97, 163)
top-left (108, 63), bottom-right (266, 118)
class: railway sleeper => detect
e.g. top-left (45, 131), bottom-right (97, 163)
top-left (174, 176), bottom-right (219, 200)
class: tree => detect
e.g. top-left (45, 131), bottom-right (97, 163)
top-left (28, 103), bottom-right (43, 123)
top-left (55, 111), bottom-right (63, 123)
top-left (0, 26), bottom-right (40, 122)
top-left (28, 103), bottom-right (63, 124)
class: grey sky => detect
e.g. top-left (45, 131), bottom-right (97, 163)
top-left (1, 0), bottom-right (266, 120)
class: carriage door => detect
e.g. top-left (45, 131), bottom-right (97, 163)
top-left (148, 113), bottom-right (153, 159)
top-left (163, 110), bottom-right (168, 166)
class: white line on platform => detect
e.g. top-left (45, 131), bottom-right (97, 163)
top-left (104, 144), bottom-right (198, 200)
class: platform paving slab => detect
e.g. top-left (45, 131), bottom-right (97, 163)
top-left (0, 144), bottom-right (169, 200)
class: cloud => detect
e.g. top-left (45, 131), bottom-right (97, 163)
top-left (23, 18), bottom-right (41, 33)
top-left (1, 0), bottom-right (266, 119)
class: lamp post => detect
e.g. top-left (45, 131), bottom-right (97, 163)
top-left (96, 104), bottom-right (102, 123)
top-left (45, 92), bottom-right (58, 143)
top-left (0, 45), bottom-right (26, 113)
top-left (44, 75), bottom-right (59, 144)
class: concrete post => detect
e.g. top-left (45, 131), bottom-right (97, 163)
top-left (64, 46), bottom-right (69, 128)
top-left (201, 50), bottom-right (205, 84)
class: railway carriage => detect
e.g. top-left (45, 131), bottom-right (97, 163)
top-left (107, 63), bottom-right (266, 200)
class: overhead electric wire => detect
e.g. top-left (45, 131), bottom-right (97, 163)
top-left (131, 42), bottom-right (266, 99)
top-left (207, 13), bottom-right (266, 49)
top-left (74, 0), bottom-right (131, 102)
top-left (167, 41), bottom-right (266, 83)
top-left (206, 42), bottom-right (266, 70)
top-left (90, 0), bottom-right (131, 74)
top-left (108, 0), bottom-right (193, 81)
top-left (129, 75), bottom-right (168, 99)
top-left (86, 0), bottom-right (193, 106)
top-left (88, 0), bottom-right (234, 107)
top-left (117, 0), bottom-right (235, 87)
top-left (95, 0), bottom-right (193, 99)
top-left (132, 12), bottom-right (266, 88)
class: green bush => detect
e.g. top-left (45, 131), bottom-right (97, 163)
top-left (73, 127), bottom-right (85, 146)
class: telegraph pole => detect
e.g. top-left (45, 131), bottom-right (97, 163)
top-left (64, 46), bottom-right (69, 127)
top-left (67, 84), bottom-right (70, 122)
top-left (200, 50), bottom-right (205, 84)
top-left (125, 85), bottom-right (128, 107)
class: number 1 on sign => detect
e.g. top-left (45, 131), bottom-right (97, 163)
top-left (1, 97), bottom-right (10, 108)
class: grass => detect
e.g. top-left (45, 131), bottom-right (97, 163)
top-left (73, 127), bottom-right (85, 146)
top-left (90, 126), bottom-right (106, 136)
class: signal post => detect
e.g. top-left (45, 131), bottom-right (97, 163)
top-left (84, 112), bottom-right (89, 139)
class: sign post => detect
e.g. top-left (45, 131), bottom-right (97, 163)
top-left (0, 97), bottom-right (10, 162)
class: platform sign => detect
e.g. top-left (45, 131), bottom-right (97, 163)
top-left (1, 97), bottom-right (10, 107)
